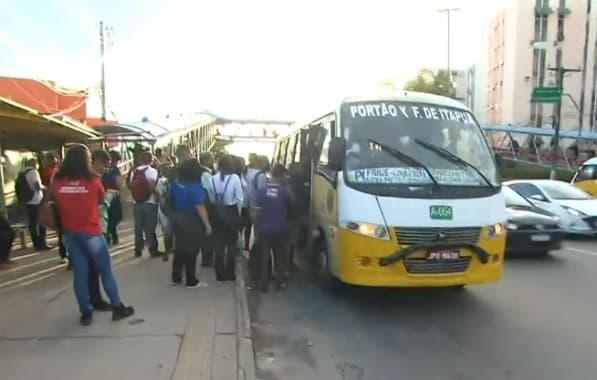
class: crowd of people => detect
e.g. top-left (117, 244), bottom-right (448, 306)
top-left (131, 145), bottom-right (309, 293)
top-left (0, 143), bottom-right (310, 324)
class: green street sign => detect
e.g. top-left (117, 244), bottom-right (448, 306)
top-left (531, 86), bottom-right (562, 103)
top-left (429, 205), bottom-right (453, 220)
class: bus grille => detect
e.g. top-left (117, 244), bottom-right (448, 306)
top-left (394, 227), bottom-right (482, 246)
top-left (404, 257), bottom-right (471, 274)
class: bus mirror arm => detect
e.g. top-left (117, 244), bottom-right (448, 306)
top-left (379, 242), bottom-right (490, 266)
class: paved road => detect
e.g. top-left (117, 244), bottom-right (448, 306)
top-left (249, 241), bottom-right (597, 380)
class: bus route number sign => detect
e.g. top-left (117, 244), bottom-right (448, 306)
top-left (429, 205), bottom-right (453, 220)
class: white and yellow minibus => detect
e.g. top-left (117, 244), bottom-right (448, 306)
top-left (272, 91), bottom-right (506, 289)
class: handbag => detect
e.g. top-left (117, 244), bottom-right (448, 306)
top-left (39, 201), bottom-right (59, 231)
top-left (38, 184), bottom-right (61, 231)
top-left (212, 176), bottom-right (242, 232)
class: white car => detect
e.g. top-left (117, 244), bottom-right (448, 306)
top-left (503, 179), bottom-right (597, 235)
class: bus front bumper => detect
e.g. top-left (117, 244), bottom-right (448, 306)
top-left (333, 228), bottom-right (505, 287)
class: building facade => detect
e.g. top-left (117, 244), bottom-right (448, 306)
top-left (484, 0), bottom-right (597, 131)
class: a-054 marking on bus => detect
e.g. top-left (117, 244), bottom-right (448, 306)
top-left (429, 205), bottom-right (453, 220)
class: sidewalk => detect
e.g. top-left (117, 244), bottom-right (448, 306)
top-left (0, 252), bottom-right (256, 380)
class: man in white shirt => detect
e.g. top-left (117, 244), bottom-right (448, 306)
top-left (24, 158), bottom-right (49, 250)
top-left (127, 151), bottom-right (159, 258)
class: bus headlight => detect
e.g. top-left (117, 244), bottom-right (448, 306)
top-left (487, 222), bottom-right (506, 238)
top-left (342, 221), bottom-right (390, 240)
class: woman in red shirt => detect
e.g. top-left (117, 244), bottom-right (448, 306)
top-left (52, 144), bottom-right (134, 326)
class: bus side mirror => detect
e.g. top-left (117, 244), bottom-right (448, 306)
top-left (329, 137), bottom-right (346, 171)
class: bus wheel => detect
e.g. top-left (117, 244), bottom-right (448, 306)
top-left (314, 238), bottom-right (341, 293)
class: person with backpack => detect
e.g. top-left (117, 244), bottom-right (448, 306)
top-left (103, 151), bottom-right (124, 245)
top-left (254, 164), bottom-right (295, 293)
top-left (127, 151), bottom-right (160, 258)
top-left (211, 154), bottom-right (243, 281)
top-left (16, 158), bottom-right (50, 251)
top-left (170, 159), bottom-right (213, 287)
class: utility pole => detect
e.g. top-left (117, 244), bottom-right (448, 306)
top-left (99, 21), bottom-right (113, 122)
top-left (437, 8), bottom-right (460, 83)
top-left (548, 66), bottom-right (581, 179)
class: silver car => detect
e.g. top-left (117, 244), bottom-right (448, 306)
top-left (503, 180), bottom-right (597, 235)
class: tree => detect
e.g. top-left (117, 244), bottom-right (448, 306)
top-left (403, 68), bottom-right (456, 98)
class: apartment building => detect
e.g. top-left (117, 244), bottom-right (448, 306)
top-left (485, 0), bottom-right (597, 131)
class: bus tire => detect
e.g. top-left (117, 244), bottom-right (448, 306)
top-left (314, 237), bottom-right (342, 293)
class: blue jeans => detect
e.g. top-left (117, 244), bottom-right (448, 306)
top-left (62, 230), bottom-right (122, 314)
top-left (134, 203), bottom-right (159, 255)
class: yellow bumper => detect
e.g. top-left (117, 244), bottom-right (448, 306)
top-left (333, 227), bottom-right (506, 287)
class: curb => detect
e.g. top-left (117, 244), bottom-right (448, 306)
top-left (235, 257), bottom-right (257, 380)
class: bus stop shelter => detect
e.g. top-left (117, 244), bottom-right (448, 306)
top-left (0, 96), bottom-right (102, 213)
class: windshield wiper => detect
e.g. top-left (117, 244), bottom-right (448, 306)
top-left (414, 139), bottom-right (494, 189)
top-left (367, 138), bottom-right (439, 187)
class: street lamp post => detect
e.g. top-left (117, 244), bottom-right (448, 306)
top-left (437, 7), bottom-right (461, 83)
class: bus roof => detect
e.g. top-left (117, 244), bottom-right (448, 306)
top-left (341, 91), bottom-right (470, 111)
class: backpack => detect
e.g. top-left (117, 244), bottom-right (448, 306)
top-left (130, 168), bottom-right (153, 203)
top-left (211, 176), bottom-right (242, 232)
top-left (15, 169), bottom-right (34, 204)
top-left (252, 170), bottom-right (266, 191)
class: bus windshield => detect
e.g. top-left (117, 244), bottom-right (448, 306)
top-left (340, 101), bottom-right (499, 195)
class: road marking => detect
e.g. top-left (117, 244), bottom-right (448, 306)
top-left (0, 242), bottom-right (135, 290)
top-left (11, 252), bottom-right (40, 261)
top-left (2, 257), bottom-right (62, 274)
top-left (564, 246), bottom-right (597, 257)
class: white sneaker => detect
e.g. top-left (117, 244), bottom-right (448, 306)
top-left (186, 281), bottom-right (208, 289)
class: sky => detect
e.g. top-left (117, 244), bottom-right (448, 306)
top-left (0, 0), bottom-right (508, 122)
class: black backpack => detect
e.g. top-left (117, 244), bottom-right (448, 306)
top-left (15, 169), bottom-right (34, 204)
top-left (252, 171), bottom-right (266, 190)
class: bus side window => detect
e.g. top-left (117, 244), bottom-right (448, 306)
top-left (278, 138), bottom-right (289, 166)
top-left (272, 143), bottom-right (280, 165)
top-left (318, 119), bottom-right (336, 173)
top-left (286, 133), bottom-right (298, 167)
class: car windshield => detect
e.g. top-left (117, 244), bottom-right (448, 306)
top-left (341, 101), bottom-right (499, 190)
top-left (503, 186), bottom-right (533, 207)
top-left (540, 181), bottom-right (592, 200)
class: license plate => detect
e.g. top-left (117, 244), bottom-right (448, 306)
top-left (531, 234), bottom-right (550, 242)
top-left (427, 250), bottom-right (460, 260)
